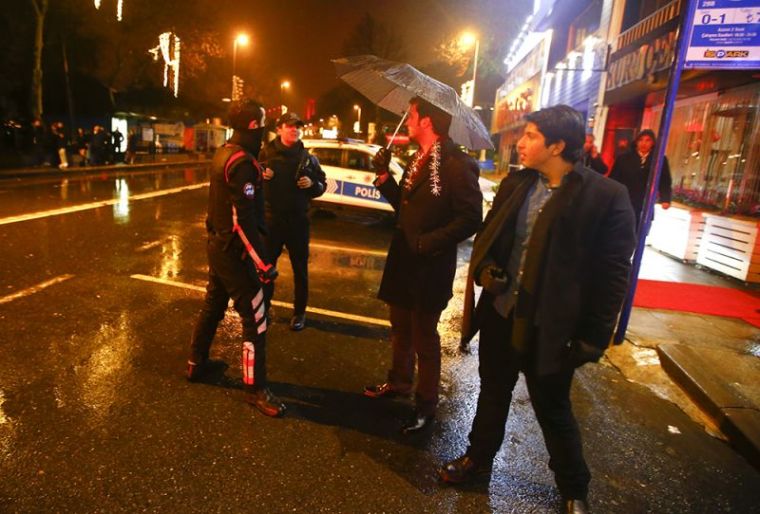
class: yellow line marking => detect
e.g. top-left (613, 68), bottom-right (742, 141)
top-left (310, 242), bottom-right (387, 257)
top-left (0, 274), bottom-right (75, 305)
top-left (0, 183), bottom-right (208, 226)
top-left (130, 274), bottom-right (391, 327)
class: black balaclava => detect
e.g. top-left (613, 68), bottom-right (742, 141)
top-left (229, 100), bottom-right (267, 158)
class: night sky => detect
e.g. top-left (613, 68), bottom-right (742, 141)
top-left (218, 0), bottom-right (512, 112)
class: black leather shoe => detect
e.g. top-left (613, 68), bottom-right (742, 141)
top-left (439, 455), bottom-right (491, 484)
top-left (186, 359), bottom-right (226, 382)
top-left (401, 412), bottom-right (435, 434)
top-left (186, 359), bottom-right (213, 382)
top-left (245, 387), bottom-right (286, 417)
top-left (290, 313), bottom-right (306, 331)
top-left (563, 498), bottom-right (590, 514)
top-left (363, 383), bottom-right (408, 399)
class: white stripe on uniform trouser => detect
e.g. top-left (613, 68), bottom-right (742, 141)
top-left (242, 341), bottom-right (255, 386)
top-left (251, 289), bottom-right (266, 334)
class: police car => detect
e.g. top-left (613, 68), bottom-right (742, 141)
top-left (303, 138), bottom-right (402, 212)
top-left (303, 138), bottom-right (495, 213)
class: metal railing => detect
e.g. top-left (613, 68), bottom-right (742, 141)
top-left (616, 0), bottom-right (682, 50)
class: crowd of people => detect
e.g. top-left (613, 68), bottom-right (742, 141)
top-left (2, 118), bottom-right (139, 169)
top-left (183, 98), bottom-right (672, 514)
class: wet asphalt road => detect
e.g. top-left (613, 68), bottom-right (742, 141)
top-left (0, 166), bottom-right (758, 513)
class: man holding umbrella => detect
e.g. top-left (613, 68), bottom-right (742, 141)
top-left (364, 96), bottom-right (483, 433)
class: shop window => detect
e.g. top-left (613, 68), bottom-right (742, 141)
top-left (651, 84), bottom-right (760, 216)
top-left (567, 0), bottom-right (602, 52)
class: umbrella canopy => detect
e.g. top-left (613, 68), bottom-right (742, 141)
top-left (332, 55), bottom-right (494, 151)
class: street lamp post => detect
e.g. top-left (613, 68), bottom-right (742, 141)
top-left (280, 80), bottom-right (290, 113)
top-left (353, 104), bottom-right (361, 135)
top-left (232, 33), bottom-right (249, 101)
top-left (459, 31), bottom-right (480, 106)
top-left (461, 31), bottom-right (486, 161)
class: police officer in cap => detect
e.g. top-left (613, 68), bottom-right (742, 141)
top-left (186, 99), bottom-right (286, 418)
top-left (260, 111), bottom-right (326, 331)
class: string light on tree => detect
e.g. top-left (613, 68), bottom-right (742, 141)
top-left (93, 0), bottom-right (124, 21)
top-left (148, 32), bottom-right (181, 97)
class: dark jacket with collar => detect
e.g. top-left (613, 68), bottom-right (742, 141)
top-left (461, 163), bottom-right (636, 376)
top-left (376, 139), bottom-right (483, 312)
top-left (259, 137), bottom-right (326, 218)
top-left (608, 150), bottom-right (672, 223)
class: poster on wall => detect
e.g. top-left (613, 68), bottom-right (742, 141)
top-left (684, 0), bottom-right (760, 69)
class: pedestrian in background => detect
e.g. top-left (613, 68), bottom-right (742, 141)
top-left (259, 112), bottom-right (326, 331)
top-left (75, 127), bottom-right (89, 166)
top-left (125, 129), bottom-right (138, 164)
top-left (51, 121), bottom-right (68, 169)
top-left (364, 96), bottom-right (482, 434)
top-left (31, 119), bottom-right (50, 166)
top-left (440, 105), bottom-right (636, 514)
top-left (608, 128), bottom-right (672, 229)
top-left (90, 125), bottom-right (107, 165)
top-left (582, 133), bottom-right (607, 175)
top-left (186, 100), bottom-right (285, 418)
top-left (112, 127), bottom-right (124, 162)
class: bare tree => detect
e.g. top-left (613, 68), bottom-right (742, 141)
top-left (342, 13), bottom-right (406, 61)
top-left (29, 0), bottom-right (48, 118)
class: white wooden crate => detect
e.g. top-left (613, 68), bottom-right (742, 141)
top-left (648, 204), bottom-right (704, 262)
top-left (696, 214), bottom-right (760, 283)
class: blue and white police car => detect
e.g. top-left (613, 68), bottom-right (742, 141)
top-left (304, 138), bottom-right (495, 213)
top-left (303, 138), bottom-right (403, 212)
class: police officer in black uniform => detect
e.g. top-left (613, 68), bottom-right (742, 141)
top-left (259, 112), bottom-right (326, 331)
top-left (186, 99), bottom-right (285, 418)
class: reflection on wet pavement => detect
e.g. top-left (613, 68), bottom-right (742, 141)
top-left (77, 313), bottom-right (135, 422)
top-left (157, 235), bottom-right (182, 280)
top-left (113, 178), bottom-right (130, 222)
top-left (0, 167), bottom-right (211, 219)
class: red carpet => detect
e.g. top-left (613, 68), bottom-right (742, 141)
top-left (633, 279), bottom-right (760, 328)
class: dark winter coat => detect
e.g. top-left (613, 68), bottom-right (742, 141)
top-left (461, 163), bottom-right (636, 376)
top-left (376, 139), bottom-right (482, 312)
top-left (608, 150), bottom-right (672, 225)
top-left (259, 138), bottom-right (326, 219)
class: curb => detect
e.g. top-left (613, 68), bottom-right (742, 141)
top-left (657, 343), bottom-right (760, 471)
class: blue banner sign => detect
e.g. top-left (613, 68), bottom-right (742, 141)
top-left (685, 0), bottom-right (760, 68)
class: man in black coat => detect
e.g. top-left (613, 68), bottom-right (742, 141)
top-left (439, 105), bottom-right (636, 514)
top-left (582, 133), bottom-right (607, 175)
top-left (608, 129), bottom-right (672, 229)
top-left (364, 96), bottom-right (483, 434)
top-left (259, 112), bottom-right (326, 331)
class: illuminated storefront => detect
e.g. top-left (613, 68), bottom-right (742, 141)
top-left (492, 32), bottom-right (549, 173)
top-left (604, 0), bottom-right (760, 216)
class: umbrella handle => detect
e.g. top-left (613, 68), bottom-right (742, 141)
top-left (386, 109), bottom-right (409, 150)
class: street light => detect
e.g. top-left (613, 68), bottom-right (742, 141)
top-left (353, 104), bottom-right (361, 134)
top-left (232, 33), bottom-right (249, 101)
top-left (459, 31), bottom-right (480, 107)
top-left (280, 80), bottom-right (290, 113)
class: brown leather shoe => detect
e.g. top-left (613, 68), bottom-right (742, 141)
top-left (563, 498), bottom-right (590, 514)
top-left (245, 387), bottom-right (286, 417)
top-left (439, 455), bottom-right (491, 484)
top-left (363, 382), bottom-right (408, 399)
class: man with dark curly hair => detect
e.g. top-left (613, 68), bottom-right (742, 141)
top-left (441, 105), bottom-right (636, 514)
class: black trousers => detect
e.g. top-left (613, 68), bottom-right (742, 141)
top-left (467, 302), bottom-right (591, 499)
top-left (190, 237), bottom-right (268, 388)
top-left (264, 214), bottom-right (310, 315)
